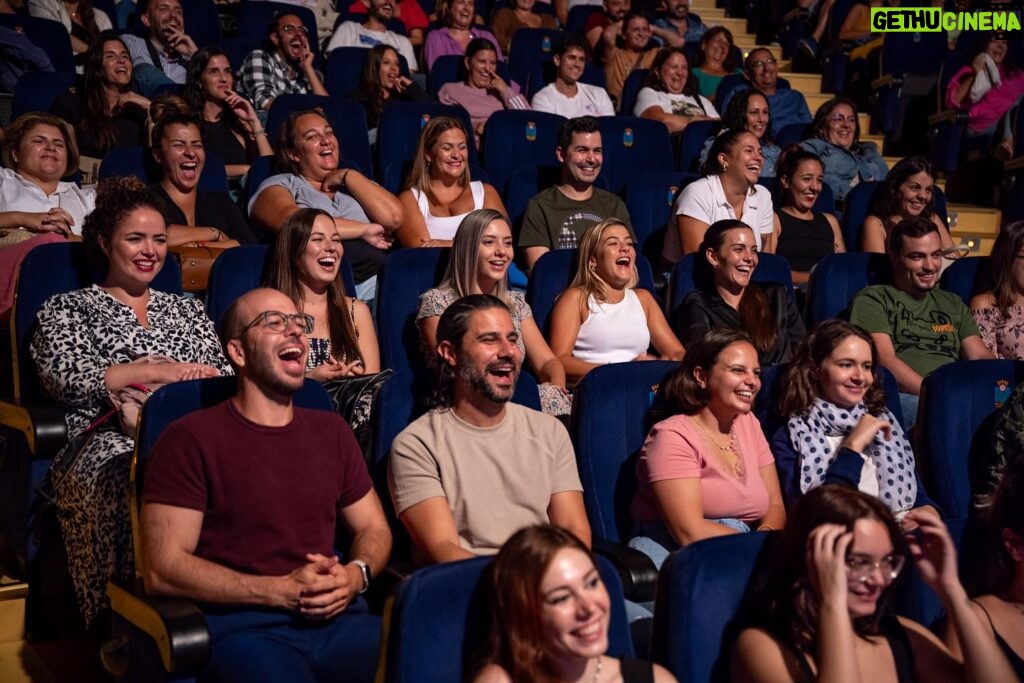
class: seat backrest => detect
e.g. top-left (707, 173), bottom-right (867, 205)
top-left (507, 27), bottom-right (562, 89)
top-left (98, 146), bottom-right (229, 192)
top-left (918, 359), bottom-right (1024, 520)
top-left (565, 4), bottom-right (601, 34)
top-left (805, 252), bottom-right (892, 325)
top-left (571, 361), bottom-right (679, 542)
top-left (879, 30), bottom-right (948, 78)
top-left (618, 68), bottom-right (649, 117)
top-left (667, 252), bottom-right (794, 316)
top-left (939, 256), bottom-right (991, 308)
top-left (12, 242), bottom-right (181, 402)
top-left (775, 122), bottom-right (812, 149)
top-left (179, 0), bottom-right (221, 53)
top-left (0, 14), bottom-right (74, 72)
top-left (237, 1), bottom-right (320, 61)
top-left (675, 119), bottom-right (721, 173)
top-left (526, 249), bottom-right (657, 338)
top-left (841, 180), bottom-right (880, 251)
top-left (504, 164), bottom-right (562, 232)
top-left (325, 46), bottom-right (410, 98)
top-left (624, 172), bottom-right (699, 266)
top-left (481, 110), bottom-right (566, 193)
top-left (597, 116), bottom-right (675, 195)
top-left (382, 553), bottom-right (634, 683)
top-left (205, 244), bottom-right (357, 335)
top-left (13, 70), bottom-right (76, 118)
top-left (376, 247), bottom-right (451, 377)
top-left (265, 94), bottom-right (374, 178)
top-left (377, 102), bottom-right (477, 184)
top-left (652, 532), bottom-right (772, 682)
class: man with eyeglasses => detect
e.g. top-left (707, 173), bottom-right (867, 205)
top-left (140, 287), bottom-right (392, 682)
top-left (239, 11), bottom-right (330, 112)
top-left (718, 47), bottom-right (812, 136)
top-left (121, 0), bottom-right (198, 96)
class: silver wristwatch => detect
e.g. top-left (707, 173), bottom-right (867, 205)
top-left (352, 559), bottom-right (371, 594)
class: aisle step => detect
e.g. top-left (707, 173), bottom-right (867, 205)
top-left (884, 155), bottom-right (902, 170)
top-left (704, 16), bottom-right (748, 36)
top-left (949, 203), bottom-right (1002, 237)
top-left (781, 72), bottom-right (822, 95)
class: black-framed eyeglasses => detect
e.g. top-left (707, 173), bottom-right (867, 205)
top-left (279, 24), bottom-right (308, 35)
top-left (845, 553), bottom-right (905, 582)
top-left (242, 310), bottom-right (314, 334)
top-left (750, 58), bottom-right (777, 69)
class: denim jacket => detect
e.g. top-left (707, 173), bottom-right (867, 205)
top-left (799, 137), bottom-right (888, 203)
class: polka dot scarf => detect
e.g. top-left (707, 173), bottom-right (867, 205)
top-left (788, 398), bottom-right (918, 514)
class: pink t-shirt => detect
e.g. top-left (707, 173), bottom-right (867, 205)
top-left (631, 412), bottom-right (774, 524)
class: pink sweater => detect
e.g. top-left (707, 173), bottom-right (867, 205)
top-left (437, 81), bottom-right (529, 130)
top-left (945, 64), bottom-right (1024, 133)
top-left (631, 412), bottom-right (775, 524)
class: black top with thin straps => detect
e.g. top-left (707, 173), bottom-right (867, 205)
top-left (787, 615), bottom-right (916, 682)
top-left (974, 599), bottom-right (1024, 678)
top-left (619, 656), bottom-right (656, 683)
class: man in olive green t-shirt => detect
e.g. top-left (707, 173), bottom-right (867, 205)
top-left (849, 217), bottom-right (992, 424)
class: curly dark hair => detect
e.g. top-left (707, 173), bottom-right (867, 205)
top-left (82, 177), bottom-right (164, 270)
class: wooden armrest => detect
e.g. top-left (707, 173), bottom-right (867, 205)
top-left (927, 109), bottom-right (967, 126)
top-left (871, 74), bottom-right (897, 90)
top-left (0, 399), bottom-right (68, 456)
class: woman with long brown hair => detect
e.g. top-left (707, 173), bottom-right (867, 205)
top-left (473, 525), bottom-right (676, 683)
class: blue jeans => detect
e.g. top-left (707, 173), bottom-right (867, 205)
top-left (133, 62), bottom-right (175, 98)
top-left (628, 518), bottom-right (751, 571)
top-left (899, 392), bottom-right (919, 431)
top-left (201, 600), bottom-right (381, 683)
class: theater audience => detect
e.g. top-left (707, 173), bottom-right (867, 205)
top-left (182, 47), bottom-right (271, 184)
top-left (149, 111), bottom-right (256, 247)
top-left (673, 220), bottom-right (804, 366)
top-left (549, 219), bottom-right (684, 386)
top-left (602, 11), bottom-right (658, 104)
top-left (653, 0), bottom-right (707, 45)
top-left (326, 0), bottom-right (419, 72)
top-left (733, 485), bottom-right (1016, 683)
top-left (718, 47), bottom-right (812, 136)
top-left (266, 208), bottom-right (380, 379)
top-left (799, 97), bottom-right (887, 205)
top-left (248, 108), bottom-right (402, 301)
top-left (971, 221), bottom-right (1024, 360)
top-left (397, 117), bottom-right (506, 247)
top-left (120, 0), bottom-right (198, 96)
top-left (773, 147), bottom-right (844, 286)
top-left (862, 156), bottom-right (957, 255)
top-left (773, 319), bottom-right (938, 517)
top-left (630, 329), bottom-right (785, 568)
top-left (237, 11), bottom-right (329, 112)
top-left (666, 129), bottom-right (778, 265)
top-left (350, 44), bottom-right (427, 138)
top-left (531, 36), bottom-right (615, 118)
top-left (633, 47), bottom-right (719, 134)
top-left (51, 33), bottom-right (150, 162)
top-left (0, 112), bottom-right (95, 319)
top-left (472, 525), bottom-right (677, 683)
top-left (28, 0), bottom-right (111, 68)
top-left (346, 0), bottom-right (429, 47)
top-left (437, 37), bottom-right (529, 146)
top-left (417, 209), bottom-right (570, 415)
top-left (424, 0), bottom-right (503, 71)
top-left (30, 177), bottom-right (228, 626)
top-left (490, 0), bottom-right (557, 54)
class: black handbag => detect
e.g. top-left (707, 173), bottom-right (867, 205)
top-left (322, 369), bottom-right (393, 457)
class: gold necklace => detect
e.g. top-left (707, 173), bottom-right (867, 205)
top-left (689, 415), bottom-right (747, 479)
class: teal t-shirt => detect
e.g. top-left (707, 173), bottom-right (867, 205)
top-left (849, 284), bottom-right (980, 378)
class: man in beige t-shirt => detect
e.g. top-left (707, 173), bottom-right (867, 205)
top-left (389, 295), bottom-right (590, 564)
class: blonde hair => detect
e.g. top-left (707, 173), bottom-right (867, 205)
top-left (568, 219), bottom-right (639, 317)
top-left (439, 208), bottom-right (511, 302)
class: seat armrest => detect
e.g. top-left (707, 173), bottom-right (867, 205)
top-left (1004, 156), bottom-right (1024, 172)
top-left (870, 74), bottom-right (898, 91)
top-left (107, 578), bottom-right (210, 676)
top-left (593, 537), bottom-right (659, 603)
top-left (928, 109), bottom-right (967, 127)
top-left (0, 400), bottom-right (68, 456)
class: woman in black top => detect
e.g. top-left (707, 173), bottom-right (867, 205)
top-left (674, 219), bottom-right (805, 366)
top-left (351, 44), bottom-right (427, 142)
top-left (51, 32), bottom-right (149, 161)
top-left (472, 525), bottom-right (676, 683)
top-left (149, 111), bottom-right (256, 247)
top-left (774, 147), bottom-right (845, 287)
top-left (182, 47), bottom-right (272, 184)
top-left (733, 485), bottom-right (1017, 683)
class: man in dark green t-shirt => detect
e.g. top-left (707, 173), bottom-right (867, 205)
top-left (518, 116), bottom-right (633, 272)
top-left (849, 217), bottom-right (992, 424)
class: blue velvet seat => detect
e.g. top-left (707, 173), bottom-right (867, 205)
top-left (939, 256), bottom-right (990, 308)
top-left (597, 117), bottom-right (675, 196)
top-left (805, 252), bottom-right (892, 325)
top-left (481, 109), bottom-right (566, 193)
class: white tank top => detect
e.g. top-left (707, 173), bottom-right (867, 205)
top-left (411, 181), bottom-right (485, 241)
top-left (573, 289), bottom-right (651, 364)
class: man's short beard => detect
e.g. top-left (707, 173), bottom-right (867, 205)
top-left (458, 359), bottom-right (518, 404)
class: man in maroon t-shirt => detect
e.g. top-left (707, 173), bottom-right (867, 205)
top-left (139, 288), bottom-right (392, 683)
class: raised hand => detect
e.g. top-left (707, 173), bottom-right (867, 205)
top-left (807, 523), bottom-right (854, 610)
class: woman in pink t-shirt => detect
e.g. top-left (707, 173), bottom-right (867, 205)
top-left (629, 328), bottom-right (786, 568)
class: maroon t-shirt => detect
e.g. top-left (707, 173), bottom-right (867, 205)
top-left (142, 400), bottom-right (372, 577)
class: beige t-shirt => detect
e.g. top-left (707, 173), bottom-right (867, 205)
top-left (389, 403), bottom-right (582, 557)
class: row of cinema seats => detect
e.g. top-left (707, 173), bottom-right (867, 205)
top-left (0, 237), bottom-right (1011, 677)
top-left (0, 238), bottom-right (996, 582)
top-left (103, 351), bottom-right (992, 681)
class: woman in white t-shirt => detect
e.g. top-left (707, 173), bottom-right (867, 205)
top-left (664, 128), bottom-right (779, 266)
top-left (549, 218), bottom-right (684, 386)
top-left (634, 47), bottom-right (720, 133)
top-left (397, 116), bottom-right (506, 247)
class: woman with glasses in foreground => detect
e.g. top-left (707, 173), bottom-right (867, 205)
top-left (732, 485), bottom-right (1017, 682)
